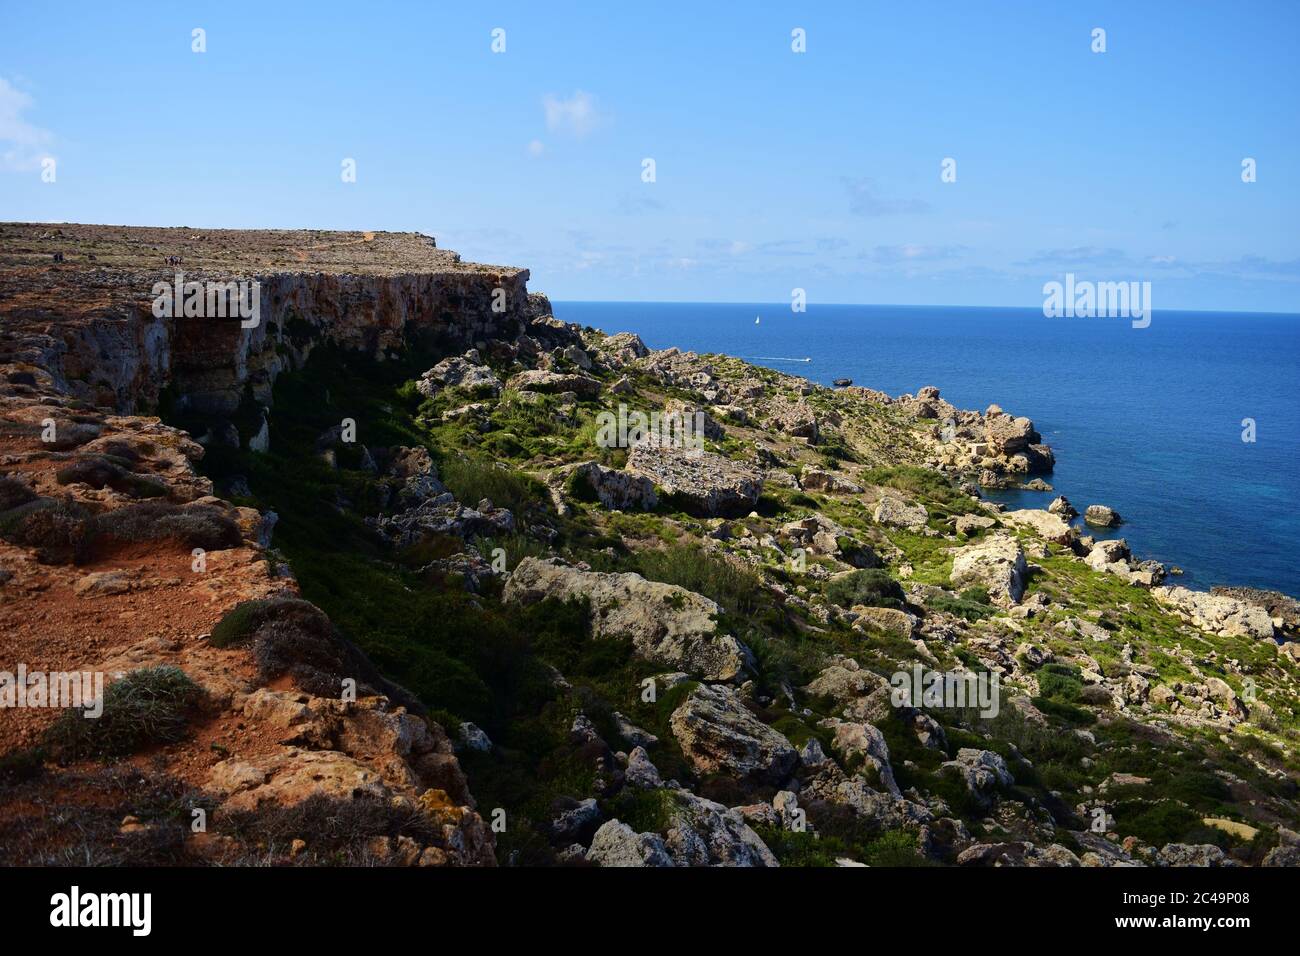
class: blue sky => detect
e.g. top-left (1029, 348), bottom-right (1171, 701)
top-left (2, 1), bottom-right (1297, 310)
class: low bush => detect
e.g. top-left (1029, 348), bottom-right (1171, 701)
top-left (55, 455), bottom-right (168, 499)
top-left (440, 456), bottom-right (547, 517)
top-left (633, 543), bottom-right (762, 616)
top-left (209, 597), bottom-right (424, 710)
top-left (825, 568), bottom-right (905, 609)
top-left (862, 465), bottom-right (977, 514)
top-left (0, 474), bottom-right (37, 511)
top-left (44, 666), bottom-right (206, 760)
top-left (0, 498), bottom-right (91, 563)
top-left (926, 586), bottom-right (995, 622)
top-left (85, 501), bottom-right (243, 557)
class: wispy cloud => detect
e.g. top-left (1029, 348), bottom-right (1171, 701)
top-left (1019, 246), bottom-right (1133, 268)
top-left (0, 77), bottom-right (54, 172)
top-left (616, 191), bottom-right (665, 215)
top-left (863, 244), bottom-right (967, 264)
top-left (1019, 247), bottom-right (1300, 283)
top-left (843, 177), bottom-right (928, 217)
top-left (542, 90), bottom-right (601, 138)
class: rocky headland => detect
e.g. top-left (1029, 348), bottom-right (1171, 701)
top-left (1, 222), bottom-right (1297, 868)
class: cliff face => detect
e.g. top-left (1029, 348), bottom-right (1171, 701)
top-left (1, 223), bottom-right (533, 420)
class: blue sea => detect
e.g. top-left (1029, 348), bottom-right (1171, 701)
top-left (554, 302), bottom-right (1300, 598)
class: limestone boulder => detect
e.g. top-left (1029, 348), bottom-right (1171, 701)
top-left (950, 534), bottom-right (1028, 604)
top-left (506, 369), bottom-right (601, 398)
top-left (627, 443), bottom-right (762, 518)
top-left (1152, 586), bottom-right (1275, 640)
top-left (669, 683), bottom-right (797, 784)
top-left (873, 496), bottom-right (929, 531)
top-left (566, 461), bottom-right (658, 511)
top-left (503, 557), bottom-right (752, 680)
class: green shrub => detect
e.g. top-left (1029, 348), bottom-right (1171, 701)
top-left (1113, 799), bottom-right (1201, 846)
top-left (825, 568), bottom-right (905, 609)
top-left (633, 544), bottom-right (761, 616)
top-left (210, 598), bottom-right (282, 648)
top-left (209, 597), bottom-right (422, 708)
top-left (1038, 663), bottom-right (1084, 703)
top-left (440, 456), bottom-right (547, 517)
top-left (564, 467), bottom-right (601, 504)
top-left (0, 747), bottom-right (46, 784)
top-left (862, 465), bottom-right (976, 514)
top-left (926, 586), bottom-right (995, 622)
top-left (0, 475), bottom-right (37, 511)
top-left (44, 666), bottom-right (205, 760)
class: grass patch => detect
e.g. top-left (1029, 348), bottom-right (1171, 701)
top-left (44, 666), bottom-right (205, 760)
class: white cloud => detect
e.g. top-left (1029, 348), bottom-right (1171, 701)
top-left (542, 90), bottom-right (600, 137)
top-left (526, 139), bottom-right (545, 157)
top-left (0, 77), bottom-right (54, 172)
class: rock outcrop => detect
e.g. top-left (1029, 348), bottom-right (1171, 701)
top-left (503, 558), bottom-right (752, 680)
top-left (1152, 586), bottom-right (1275, 640)
top-left (950, 534), bottom-right (1028, 604)
top-left (626, 443), bottom-right (763, 517)
top-left (669, 683), bottom-right (797, 784)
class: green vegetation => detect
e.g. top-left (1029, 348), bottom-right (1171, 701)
top-left (825, 568), bottom-right (906, 610)
top-left (925, 587), bottom-right (995, 622)
top-left (44, 666), bottom-right (205, 760)
top-left (142, 331), bottom-right (1300, 867)
top-left (862, 464), bottom-right (978, 514)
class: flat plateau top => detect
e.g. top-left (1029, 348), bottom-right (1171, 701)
top-left (0, 222), bottom-right (523, 314)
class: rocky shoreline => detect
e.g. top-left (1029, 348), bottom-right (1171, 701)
top-left (2, 223), bottom-right (1297, 868)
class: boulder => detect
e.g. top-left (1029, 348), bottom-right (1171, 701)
top-left (821, 718), bottom-right (900, 796)
top-left (873, 496), bottom-right (929, 531)
top-left (767, 397), bottom-right (819, 442)
top-left (940, 748), bottom-right (1013, 809)
top-left (612, 712), bottom-right (659, 748)
top-left (669, 683), bottom-right (797, 784)
top-left (624, 747), bottom-right (664, 789)
top-left (955, 514), bottom-right (995, 535)
top-left (852, 605), bottom-right (916, 638)
top-left (503, 558), bottom-right (752, 680)
top-left (1047, 496), bottom-right (1078, 519)
top-left (506, 369), bottom-right (601, 398)
top-left (595, 332), bottom-right (650, 368)
top-left (1156, 843), bottom-right (1236, 867)
top-left (1152, 586), bottom-right (1275, 640)
top-left (661, 788), bottom-right (779, 866)
top-left (626, 443), bottom-right (763, 518)
top-left (950, 534), bottom-right (1028, 604)
top-left (803, 656), bottom-right (888, 703)
top-left (801, 468), bottom-right (863, 494)
top-left (417, 355), bottom-right (502, 397)
top-left (663, 399), bottom-right (725, 441)
top-left (1210, 586), bottom-right (1300, 635)
top-left (984, 414), bottom-right (1038, 456)
top-left (1084, 504), bottom-right (1122, 528)
top-left (1004, 509), bottom-right (1074, 546)
top-left (566, 461), bottom-right (658, 511)
top-left (585, 820), bottom-right (674, 867)
top-left (368, 491), bottom-right (514, 548)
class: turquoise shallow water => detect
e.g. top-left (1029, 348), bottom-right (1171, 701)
top-left (555, 301), bottom-right (1300, 597)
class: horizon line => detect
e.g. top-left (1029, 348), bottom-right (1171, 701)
top-left (549, 298), bottom-right (1300, 318)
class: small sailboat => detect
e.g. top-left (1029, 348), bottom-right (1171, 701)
top-left (754, 315), bottom-right (761, 325)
